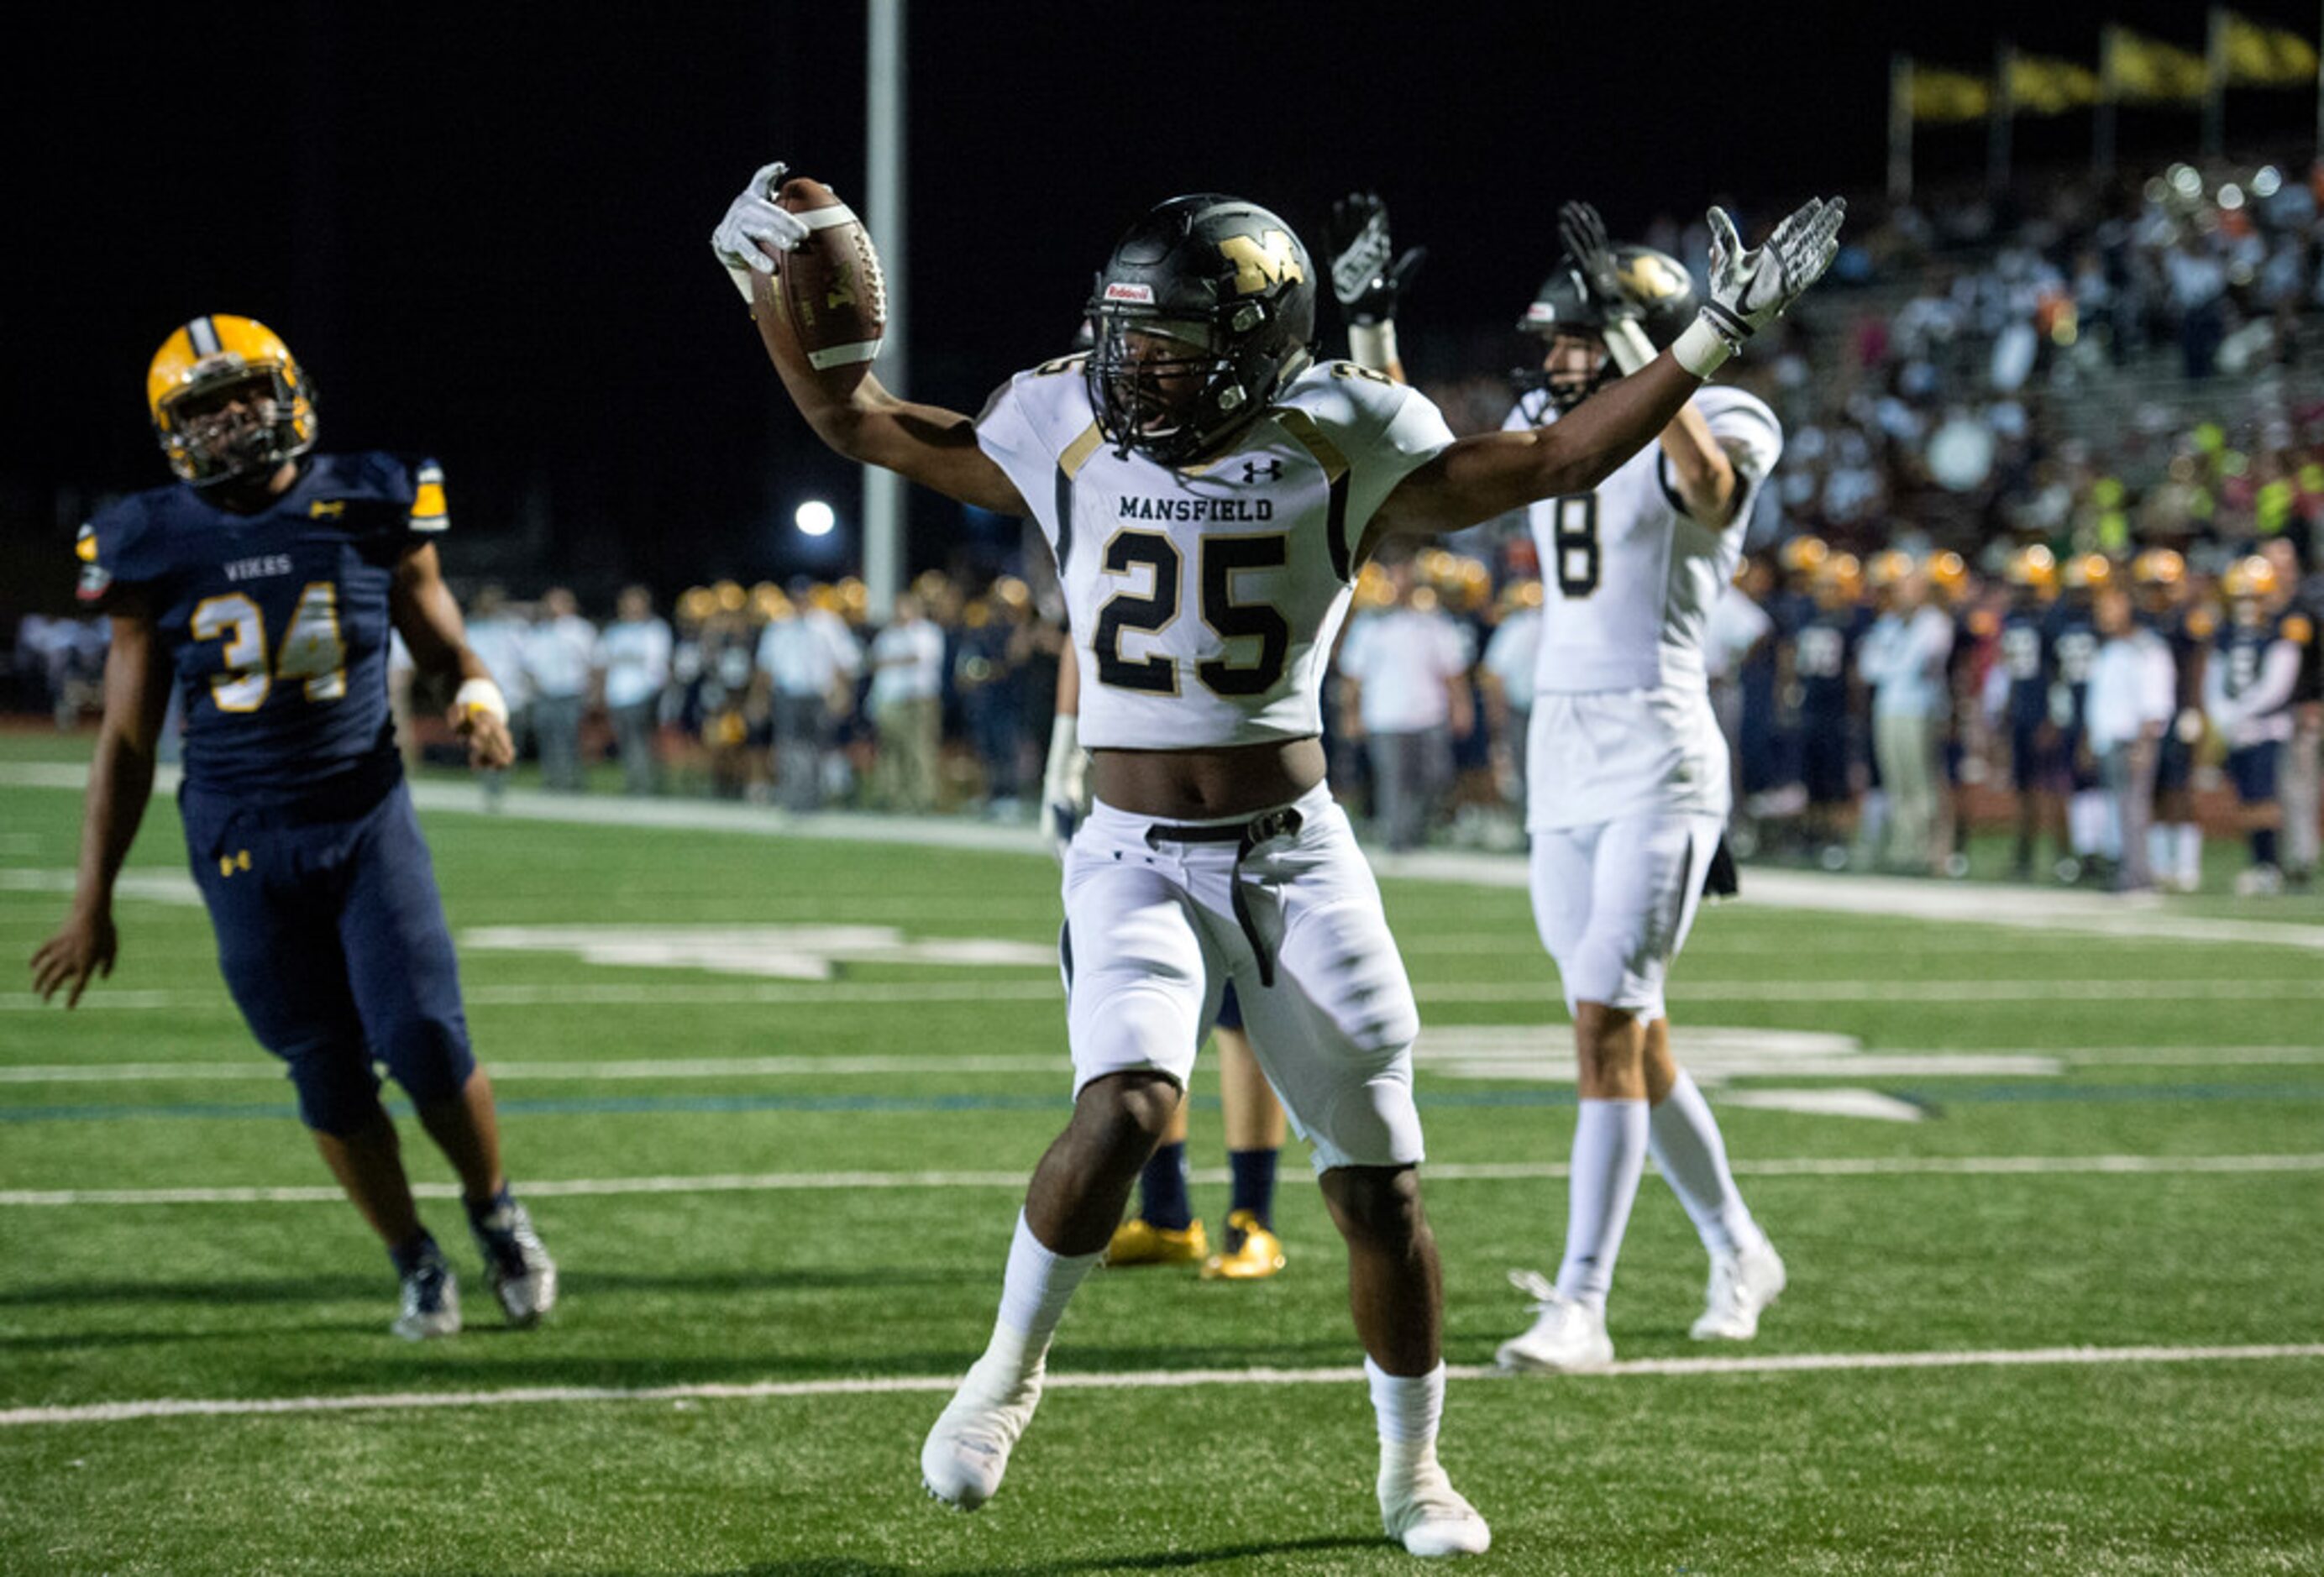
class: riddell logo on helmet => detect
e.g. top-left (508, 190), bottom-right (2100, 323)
top-left (1103, 282), bottom-right (1156, 303)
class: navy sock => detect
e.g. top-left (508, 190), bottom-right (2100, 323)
top-left (1138, 1143), bottom-right (1193, 1230)
top-left (2253, 828), bottom-right (2280, 867)
top-left (463, 1184), bottom-right (515, 1228)
top-left (388, 1229), bottom-right (439, 1280)
top-left (1227, 1147), bottom-right (1278, 1229)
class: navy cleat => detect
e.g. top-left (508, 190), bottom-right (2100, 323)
top-left (391, 1243), bottom-right (461, 1341)
top-left (468, 1195), bottom-right (558, 1328)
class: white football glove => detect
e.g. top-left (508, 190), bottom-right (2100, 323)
top-left (1673, 196), bottom-right (1847, 377)
top-left (1041, 714), bottom-right (1090, 863)
top-left (711, 160), bottom-right (811, 303)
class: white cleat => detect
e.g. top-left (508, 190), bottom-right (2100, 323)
top-left (1691, 1235), bottom-right (1787, 1341)
top-left (1494, 1271), bottom-right (1613, 1373)
top-left (1380, 1461), bottom-right (1492, 1557)
top-left (920, 1354), bottom-right (1043, 1511)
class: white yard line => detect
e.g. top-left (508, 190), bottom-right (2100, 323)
top-left (9, 761), bottom-right (2324, 951)
top-left (10, 977), bottom-right (2324, 1013)
top-left (4, 1343), bottom-right (2319, 1428)
top-left (3, 1044), bottom-right (2316, 1086)
top-left (3, 1153), bottom-right (2316, 1208)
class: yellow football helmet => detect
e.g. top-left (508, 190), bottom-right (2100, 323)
top-left (1927, 551), bottom-right (1969, 598)
top-left (2062, 553), bottom-right (2114, 591)
top-left (1779, 536), bottom-right (1830, 577)
top-left (2003, 545), bottom-right (2059, 595)
top-left (1355, 561), bottom-right (1395, 610)
top-left (1867, 548), bottom-right (1915, 589)
top-left (2222, 555), bottom-right (2280, 601)
top-left (146, 314), bottom-right (318, 484)
top-left (2132, 548), bottom-right (2186, 588)
top-left (1816, 552), bottom-right (1865, 604)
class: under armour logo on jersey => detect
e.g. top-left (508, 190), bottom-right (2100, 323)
top-left (218, 850), bottom-right (251, 878)
top-left (1241, 458), bottom-right (1284, 483)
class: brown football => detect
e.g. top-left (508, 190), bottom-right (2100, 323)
top-left (749, 176), bottom-right (887, 396)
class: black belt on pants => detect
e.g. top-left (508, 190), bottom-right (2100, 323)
top-left (1144, 807), bottom-right (1304, 988)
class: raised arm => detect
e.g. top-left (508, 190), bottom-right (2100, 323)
top-left (29, 599), bottom-right (173, 1007)
top-left (1365, 196), bottom-right (1842, 553)
top-left (711, 161), bottom-right (1030, 517)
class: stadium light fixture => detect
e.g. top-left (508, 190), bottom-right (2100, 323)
top-left (795, 500), bottom-right (837, 538)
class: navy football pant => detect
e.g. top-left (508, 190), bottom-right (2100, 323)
top-left (183, 780), bottom-right (476, 1135)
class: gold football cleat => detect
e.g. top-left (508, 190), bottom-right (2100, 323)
top-left (1199, 1211), bottom-right (1286, 1281)
top-left (1104, 1217), bottom-right (1209, 1267)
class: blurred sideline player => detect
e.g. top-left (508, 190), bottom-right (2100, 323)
top-left (1789, 551), bottom-right (1862, 867)
top-left (2134, 550), bottom-right (2207, 893)
top-left (30, 316), bottom-right (555, 1340)
top-left (1355, 202), bottom-right (1788, 1370)
top-left (718, 161), bottom-right (1839, 1553)
top-left (2049, 554), bottom-right (2110, 884)
top-left (2206, 555), bottom-right (2312, 895)
top-left (2263, 535), bottom-right (2322, 889)
top-left (1988, 546), bottom-right (2064, 879)
top-left (1043, 657), bottom-right (1289, 1280)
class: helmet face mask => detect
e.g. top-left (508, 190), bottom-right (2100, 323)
top-left (1085, 195), bottom-right (1316, 467)
top-left (147, 316), bottom-right (318, 485)
top-left (1517, 244), bottom-right (1696, 416)
top-left (165, 366), bottom-right (296, 482)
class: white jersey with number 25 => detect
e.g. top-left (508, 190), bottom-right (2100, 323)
top-left (978, 356), bottom-right (1455, 751)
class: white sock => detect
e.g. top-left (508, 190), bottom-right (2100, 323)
top-left (2070, 791), bottom-right (2107, 857)
top-left (1555, 1098), bottom-right (1648, 1312)
top-left (2148, 825), bottom-right (2172, 882)
top-left (982, 1212), bottom-right (1100, 1383)
top-left (2175, 825), bottom-right (2204, 888)
top-left (1365, 1356), bottom-right (1444, 1478)
top-left (1649, 1070), bottom-right (1755, 1259)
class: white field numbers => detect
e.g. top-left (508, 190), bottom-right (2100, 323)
top-left (187, 584), bottom-right (348, 711)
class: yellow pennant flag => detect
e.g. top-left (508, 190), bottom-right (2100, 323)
top-left (2009, 51), bottom-right (2103, 115)
top-left (1912, 65), bottom-right (1992, 123)
top-left (2222, 10), bottom-right (2319, 86)
top-left (2105, 24), bottom-right (2210, 102)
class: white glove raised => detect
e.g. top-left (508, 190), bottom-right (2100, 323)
top-left (711, 160), bottom-right (812, 303)
top-left (1041, 714), bottom-right (1090, 863)
top-left (1672, 196), bottom-right (1847, 378)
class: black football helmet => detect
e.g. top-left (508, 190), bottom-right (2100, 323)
top-left (1517, 244), bottom-right (1697, 413)
top-left (1085, 195), bottom-right (1317, 465)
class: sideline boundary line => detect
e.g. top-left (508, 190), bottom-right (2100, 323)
top-left (7, 1344), bottom-right (2321, 1428)
top-left (3, 1152), bottom-right (2318, 1207)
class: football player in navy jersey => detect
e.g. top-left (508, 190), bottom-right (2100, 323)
top-left (2206, 555), bottom-right (2314, 895)
top-left (29, 316), bottom-right (556, 1340)
top-left (2045, 555), bottom-right (2110, 883)
top-left (1989, 546), bottom-right (2063, 880)
top-left (2134, 550), bottom-right (2208, 893)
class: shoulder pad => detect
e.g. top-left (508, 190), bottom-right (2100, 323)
top-left (2283, 613), bottom-right (2315, 647)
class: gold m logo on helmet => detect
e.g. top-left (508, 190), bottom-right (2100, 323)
top-left (1618, 254), bottom-right (1689, 301)
top-left (1219, 231), bottom-right (1304, 296)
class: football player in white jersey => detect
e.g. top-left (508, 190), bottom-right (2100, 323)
top-left (714, 166), bottom-right (1841, 1558)
top-left (1354, 203), bottom-right (1789, 1370)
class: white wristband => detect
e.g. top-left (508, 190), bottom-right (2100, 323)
top-left (455, 678), bottom-right (509, 725)
top-left (1671, 317), bottom-right (1732, 380)
top-left (1347, 320), bottom-right (1399, 375)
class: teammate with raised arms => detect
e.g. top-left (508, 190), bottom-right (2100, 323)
top-left (714, 165), bottom-right (1840, 1557)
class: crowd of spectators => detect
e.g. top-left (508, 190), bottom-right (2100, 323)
top-left (10, 152), bottom-right (2321, 894)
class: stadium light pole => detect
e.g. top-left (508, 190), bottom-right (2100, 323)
top-left (864, 0), bottom-right (907, 622)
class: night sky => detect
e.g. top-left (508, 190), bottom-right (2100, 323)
top-left (13, 1), bottom-right (2318, 612)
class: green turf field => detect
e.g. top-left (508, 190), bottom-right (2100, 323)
top-left (3, 738), bottom-right (2321, 1574)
